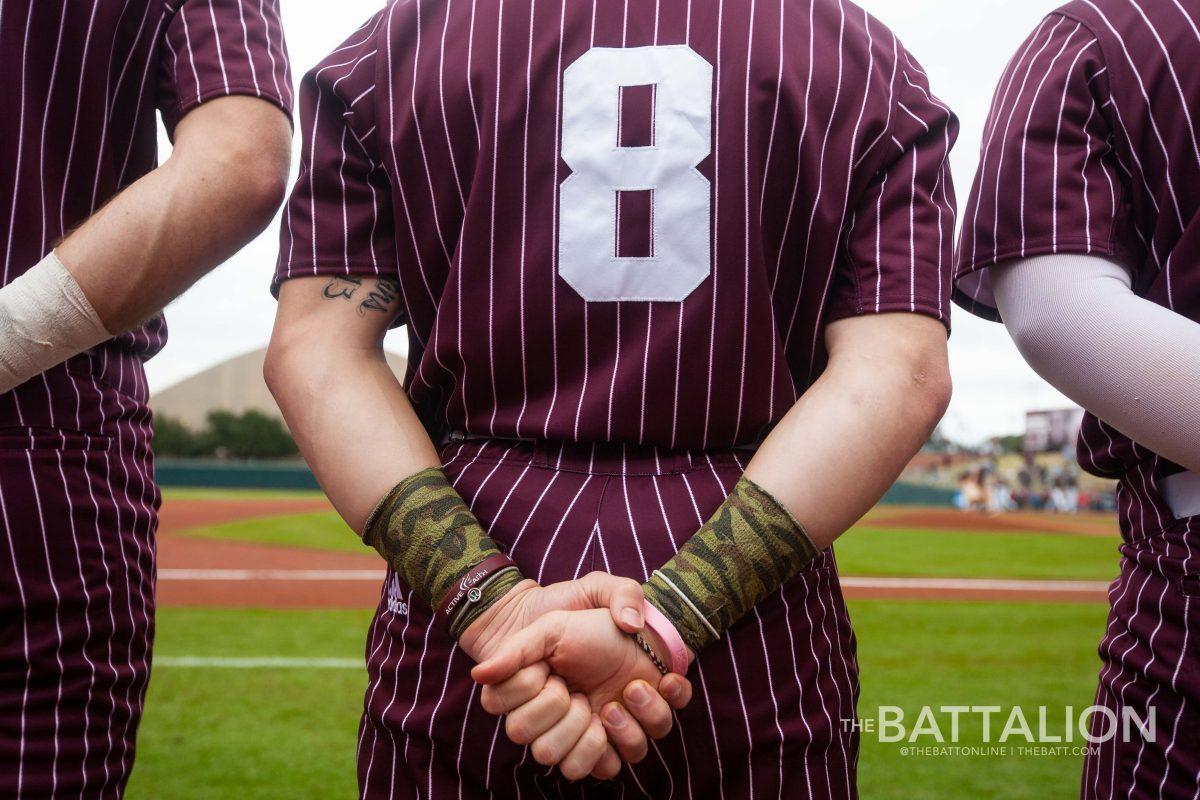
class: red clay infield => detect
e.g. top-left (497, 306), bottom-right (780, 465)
top-left (156, 496), bottom-right (1115, 608)
top-left (158, 497), bottom-right (381, 609)
top-left (863, 506), bottom-right (1117, 537)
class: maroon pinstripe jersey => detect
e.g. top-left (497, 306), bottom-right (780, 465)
top-left (278, 0), bottom-right (958, 451)
top-left (0, 0), bottom-right (292, 430)
top-left (954, 0), bottom-right (1200, 540)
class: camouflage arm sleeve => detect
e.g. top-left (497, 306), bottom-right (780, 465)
top-left (642, 476), bottom-right (818, 654)
top-left (362, 468), bottom-right (525, 639)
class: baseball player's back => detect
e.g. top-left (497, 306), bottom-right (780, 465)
top-left (0, 2), bottom-right (291, 796)
top-left (954, 2), bottom-right (1200, 797)
top-left (280, 0), bottom-right (956, 452)
top-left (279, 2), bottom-right (956, 797)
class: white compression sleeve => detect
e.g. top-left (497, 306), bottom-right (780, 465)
top-left (0, 251), bottom-right (111, 394)
top-left (990, 254), bottom-right (1200, 472)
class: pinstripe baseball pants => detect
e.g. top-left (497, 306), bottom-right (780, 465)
top-left (0, 423), bottom-right (158, 799)
top-left (357, 438), bottom-right (860, 800)
top-left (1081, 517), bottom-right (1200, 799)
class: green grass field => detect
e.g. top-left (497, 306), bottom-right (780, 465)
top-left (836, 526), bottom-right (1120, 581)
top-left (161, 487), bottom-right (329, 501)
top-left (137, 501), bottom-right (1123, 798)
top-left (126, 601), bottom-right (1108, 799)
top-left (179, 511), bottom-right (370, 553)
top-left (126, 609), bottom-right (368, 800)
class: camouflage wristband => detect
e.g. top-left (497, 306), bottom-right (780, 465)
top-left (362, 468), bottom-right (525, 639)
top-left (642, 476), bottom-right (818, 654)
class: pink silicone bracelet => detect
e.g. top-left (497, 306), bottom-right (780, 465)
top-left (643, 600), bottom-right (691, 675)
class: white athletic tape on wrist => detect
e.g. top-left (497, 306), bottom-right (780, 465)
top-left (0, 251), bottom-right (111, 393)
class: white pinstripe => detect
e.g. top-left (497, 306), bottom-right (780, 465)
top-left (1017, 24), bottom-right (1086, 256)
top-left (649, 474), bottom-right (695, 800)
top-left (69, 392), bottom-right (121, 798)
top-left (358, 449), bottom-right (480, 780)
top-left (382, 3), bottom-right (438, 330)
top-left (0, 482), bottom-right (32, 797)
top-left (699, 0), bottom-right (726, 451)
top-left (1044, 46), bottom-right (1100, 253)
top-left (89, 0), bottom-right (150, 208)
top-left (807, 0), bottom-right (883, 380)
top-left (203, 0), bottom-right (231, 92)
top-left (177, 3), bottom-right (203, 101)
top-left (538, 0), bottom-right (568, 442)
top-left (700, 462), bottom-right (758, 800)
top-left (74, 375), bottom-right (140, 792)
top-left (1120, 1), bottom-right (1200, 173)
top-left (408, 0), bottom-right (455, 272)
top-left (481, 468), bottom-right (588, 799)
top-left (362, 448), bottom-right (477, 798)
top-left (47, 447), bottom-right (100, 800)
top-left (22, 449), bottom-right (68, 799)
top-left (2, 0), bottom-right (35, 285)
top-left (1079, 1), bottom-right (1185, 233)
top-left (591, 520), bottom-right (673, 800)
top-left (437, 0), bottom-right (467, 209)
top-left (233, 0), bottom-right (261, 96)
top-left (258, 0), bottom-right (285, 100)
top-left (783, 0), bottom-right (845, 357)
top-left (37, 1), bottom-right (71, 257)
top-left (109, 363), bottom-right (159, 785)
top-left (486, 0), bottom-right (507, 438)
top-left (730, 0), bottom-right (755, 446)
top-left (1123, 575), bottom-right (1170, 794)
top-left (677, 471), bottom-right (730, 800)
top-left (116, 13), bottom-right (172, 185)
top-left (56, 0), bottom-right (101, 233)
top-left (966, 16), bottom-right (1055, 278)
top-left (570, 0), bottom-right (598, 446)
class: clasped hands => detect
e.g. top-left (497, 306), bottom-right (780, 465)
top-left (459, 573), bottom-right (694, 780)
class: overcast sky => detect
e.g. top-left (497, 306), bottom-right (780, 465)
top-left (146, 0), bottom-right (1077, 444)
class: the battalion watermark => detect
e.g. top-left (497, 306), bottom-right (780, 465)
top-left (843, 705), bottom-right (1154, 758)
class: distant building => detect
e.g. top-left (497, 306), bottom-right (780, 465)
top-left (150, 347), bottom-right (408, 429)
top-left (1024, 408), bottom-right (1085, 454)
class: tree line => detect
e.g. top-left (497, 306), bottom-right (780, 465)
top-left (153, 409), bottom-right (300, 460)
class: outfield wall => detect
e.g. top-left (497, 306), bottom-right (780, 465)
top-left (156, 458), bottom-right (957, 506)
top-left (157, 459), bottom-right (320, 490)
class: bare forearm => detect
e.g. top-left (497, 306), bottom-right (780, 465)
top-left (267, 342), bottom-right (439, 533)
top-left (745, 343), bottom-right (950, 548)
top-left (58, 96), bottom-right (291, 334)
top-left (643, 314), bottom-right (951, 655)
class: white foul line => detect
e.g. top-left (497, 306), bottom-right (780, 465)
top-left (157, 568), bottom-right (1109, 594)
top-left (839, 576), bottom-right (1110, 593)
top-left (155, 656), bottom-right (363, 669)
top-left (159, 568), bottom-right (384, 581)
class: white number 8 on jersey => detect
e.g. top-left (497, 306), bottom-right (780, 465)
top-left (559, 46), bottom-right (713, 302)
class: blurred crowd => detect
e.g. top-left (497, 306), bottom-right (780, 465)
top-left (954, 454), bottom-right (1114, 514)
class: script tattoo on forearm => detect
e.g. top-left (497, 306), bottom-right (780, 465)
top-left (359, 277), bottom-right (400, 316)
top-left (322, 275), bottom-right (363, 301)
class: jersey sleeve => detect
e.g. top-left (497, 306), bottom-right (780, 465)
top-left (828, 53), bottom-right (959, 332)
top-left (954, 14), bottom-right (1136, 321)
top-left (157, 0), bottom-right (294, 137)
top-left (274, 18), bottom-right (397, 307)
